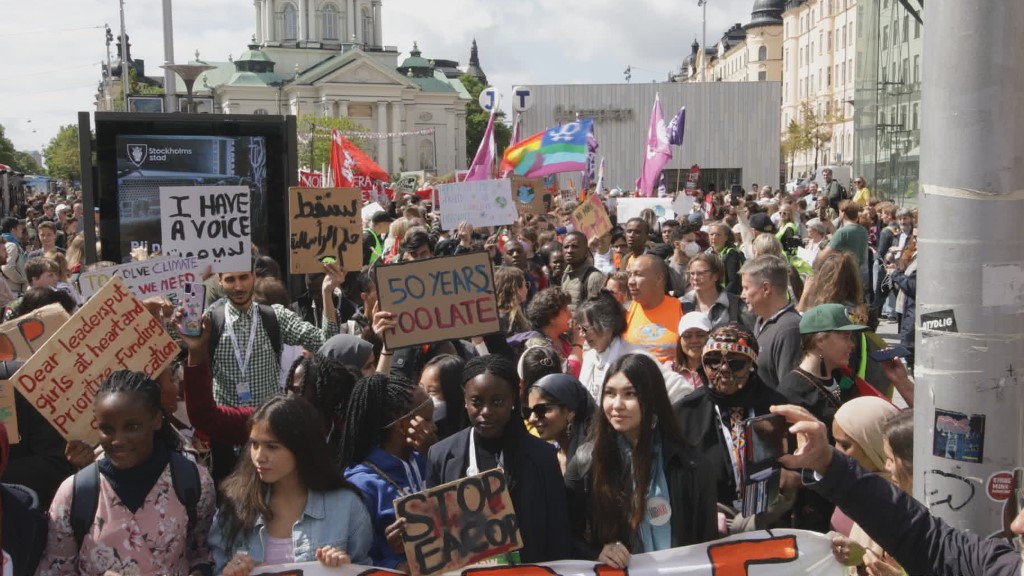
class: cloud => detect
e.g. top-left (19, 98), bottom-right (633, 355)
top-left (0, 0), bottom-right (752, 160)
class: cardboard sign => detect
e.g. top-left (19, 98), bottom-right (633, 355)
top-left (510, 177), bottom-right (547, 215)
top-left (438, 180), bottom-right (517, 231)
top-left (287, 187), bottom-right (362, 273)
top-left (673, 193), bottom-right (696, 217)
top-left (250, 530), bottom-right (844, 576)
top-left (570, 194), bottom-right (613, 239)
top-left (396, 469), bottom-right (521, 576)
top-left (160, 185), bottom-right (252, 273)
top-left (684, 163), bottom-right (701, 195)
top-left (77, 256), bottom-right (201, 305)
top-left (374, 252), bottom-right (499, 349)
top-left (0, 303), bottom-right (70, 362)
top-left (0, 380), bottom-right (19, 443)
top-left (12, 277), bottom-right (179, 444)
top-left (616, 197), bottom-right (675, 223)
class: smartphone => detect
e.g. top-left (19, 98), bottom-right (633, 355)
top-left (744, 414), bottom-right (788, 470)
top-left (178, 282), bottom-right (207, 337)
top-left (869, 345), bottom-right (910, 362)
top-left (730, 184), bottom-right (743, 206)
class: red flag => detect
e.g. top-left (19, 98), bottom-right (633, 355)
top-left (330, 130), bottom-right (390, 203)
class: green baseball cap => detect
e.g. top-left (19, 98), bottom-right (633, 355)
top-left (799, 303), bottom-right (867, 334)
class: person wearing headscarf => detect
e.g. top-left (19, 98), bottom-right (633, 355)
top-left (525, 374), bottom-right (596, 474)
top-left (0, 422), bottom-right (48, 576)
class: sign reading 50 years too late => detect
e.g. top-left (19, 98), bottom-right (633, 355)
top-left (374, 252), bottom-right (500, 349)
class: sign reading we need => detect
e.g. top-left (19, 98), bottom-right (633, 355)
top-left (12, 277), bottom-right (179, 444)
top-left (438, 179), bottom-right (518, 231)
top-left (160, 185), bottom-right (252, 273)
top-left (374, 252), bottom-right (500, 349)
top-left (77, 256), bottom-right (201, 305)
top-left (287, 187), bottom-right (362, 273)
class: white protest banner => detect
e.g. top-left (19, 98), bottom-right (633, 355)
top-left (288, 187), bottom-right (362, 273)
top-left (438, 179), bottom-right (517, 231)
top-left (251, 530), bottom-right (844, 576)
top-left (12, 277), bottom-right (180, 444)
top-left (160, 185), bottom-right (252, 273)
top-left (0, 303), bottom-right (70, 362)
top-left (77, 256), bottom-right (201, 305)
top-left (616, 197), bottom-right (675, 224)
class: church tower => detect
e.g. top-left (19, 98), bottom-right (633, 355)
top-left (253, 0), bottom-right (382, 48)
top-left (465, 39), bottom-right (487, 85)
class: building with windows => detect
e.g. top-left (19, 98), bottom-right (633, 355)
top-left (95, 0), bottom-right (477, 175)
top-left (676, 0), bottom-right (785, 84)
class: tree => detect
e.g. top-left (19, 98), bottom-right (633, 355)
top-left (295, 114), bottom-right (369, 172)
top-left (0, 124), bottom-right (42, 173)
top-left (460, 74), bottom-right (512, 166)
top-left (781, 119), bottom-right (810, 181)
top-left (797, 101), bottom-right (845, 173)
top-left (43, 125), bottom-right (82, 182)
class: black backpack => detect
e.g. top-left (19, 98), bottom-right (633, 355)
top-left (70, 451), bottom-right (201, 549)
top-left (207, 302), bottom-right (283, 362)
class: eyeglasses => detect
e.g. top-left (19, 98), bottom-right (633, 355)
top-left (702, 354), bottom-right (751, 372)
top-left (522, 403), bottom-right (562, 420)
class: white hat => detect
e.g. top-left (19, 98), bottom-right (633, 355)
top-left (678, 312), bottom-right (712, 335)
top-left (56, 203), bottom-right (70, 214)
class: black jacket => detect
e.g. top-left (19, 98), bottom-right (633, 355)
top-left (812, 450), bottom-right (1023, 576)
top-left (564, 438), bottom-right (718, 559)
top-left (2, 375), bottom-right (74, 509)
top-left (2, 484), bottom-right (47, 576)
top-left (426, 427), bottom-right (571, 563)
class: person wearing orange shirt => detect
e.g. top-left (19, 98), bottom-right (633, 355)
top-left (624, 255), bottom-right (683, 365)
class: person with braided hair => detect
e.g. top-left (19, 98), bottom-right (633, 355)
top-left (342, 373), bottom-right (435, 570)
top-left (426, 355), bottom-right (571, 564)
top-left (37, 370), bottom-right (217, 576)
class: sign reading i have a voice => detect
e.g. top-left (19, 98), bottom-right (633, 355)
top-left (287, 187), bottom-right (361, 274)
top-left (160, 185), bottom-right (252, 273)
top-left (374, 252), bottom-right (500, 349)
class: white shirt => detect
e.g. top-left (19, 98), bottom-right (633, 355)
top-left (579, 337), bottom-right (694, 403)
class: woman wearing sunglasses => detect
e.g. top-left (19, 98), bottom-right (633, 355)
top-left (525, 373), bottom-right (596, 475)
top-left (673, 324), bottom-right (791, 532)
top-left (565, 353), bottom-right (717, 568)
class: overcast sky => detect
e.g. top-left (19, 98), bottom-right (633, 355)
top-left (0, 0), bottom-right (752, 156)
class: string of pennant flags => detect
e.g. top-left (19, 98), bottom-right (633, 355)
top-left (297, 126), bottom-right (435, 143)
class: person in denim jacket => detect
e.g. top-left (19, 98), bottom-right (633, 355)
top-left (209, 397), bottom-right (372, 575)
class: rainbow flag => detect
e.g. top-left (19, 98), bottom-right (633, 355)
top-left (500, 119), bottom-right (593, 178)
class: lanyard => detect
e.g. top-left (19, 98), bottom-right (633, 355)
top-left (393, 454), bottom-right (426, 494)
top-left (226, 305), bottom-right (260, 378)
top-left (467, 430), bottom-right (503, 476)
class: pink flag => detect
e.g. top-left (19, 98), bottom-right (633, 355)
top-left (637, 93), bottom-right (673, 197)
top-left (466, 106), bottom-right (497, 181)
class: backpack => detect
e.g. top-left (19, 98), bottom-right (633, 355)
top-left (207, 302), bottom-right (283, 363)
top-left (70, 451), bottom-right (200, 549)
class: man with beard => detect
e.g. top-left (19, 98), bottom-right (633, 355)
top-left (620, 217), bottom-right (650, 271)
top-left (560, 231), bottom-right (605, 309)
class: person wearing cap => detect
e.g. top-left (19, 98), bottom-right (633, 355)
top-left (672, 312), bottom-right (711, 390)
top-left (363, 211), bottom-right (392, 267)
top-left (673, 324), bottom-right (792, 531)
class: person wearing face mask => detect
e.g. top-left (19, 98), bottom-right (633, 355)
top-left (418, 354), bottom-right (467, 440)
top-left (342, 374), bottom-right (436, 571)
top-left (667, 224), bottom-right (702, 297)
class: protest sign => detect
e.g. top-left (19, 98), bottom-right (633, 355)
top-left (287, 187), bottom-right (362, 273)
top-left (672, 193), bottom-right (696, 217)
top-left (570, 194), bottom-right (613, 239)
top-left (12, 277), bottom-right (179, 444)
top-left (250, 530), bottom-right (844, 576)
top-left (77, 256), bottom-right (201, 305)
top-left (510, 177), bottom-right (547, 215)
top-left (160, 185), bottom-right (252, 273)
top-left (0, 303), bottom-right (70, 362)
top-left (616, 197), bottom-right (674, 223)
top-left (0, 380), bottom-right (18, 443)
top-left (396, 468), bottom-right (521, 576)
top-left (374, 252), bottom-right (499, 349)
top-left (362, 201), bottom-right (386, 221)
top-left (685, 163), bottom-right (701, 195)
top-left (438, 180), bottom-right (517, 231)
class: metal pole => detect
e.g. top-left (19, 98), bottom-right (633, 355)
top-left (309, 123), bottom-right (316, 170)
top-left (914, 1), bottom-right (1024, 538)
top-left (431, 128), bottom-right (437, 173)
top-left (119, 0), bottom-right (129, 109)
top-left (700, 0), bottom-right (707, 82)
top-left (104, 25), bottom-right (114, 110)
top-left (162, 0), bottom-right (177, 113)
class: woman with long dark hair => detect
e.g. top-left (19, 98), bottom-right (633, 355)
top-left (210, 397), bottom-right (371, 574)
top-left (426, 355), bottom-right (571, 563)
top-left (418, 354), bottom-right (467, 440)
top-left (37, 370), bottom-right (216, 576)
top-left (566, 354), bottom-right (718, 567)
top-left (525, 373), bottom-right (596, 475)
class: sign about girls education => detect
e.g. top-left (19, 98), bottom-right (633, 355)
top-left (77, 255), bottom-right (201, 305)
top-left (12, 277), bottom-right (179, 445)
top-left (374, 252), bottom-right (500, 349)
top-left (287, 187), bottom-right (362, 274)
top-left (250, 529), bottom-right (845, 576)
top-left (438, 179), bottom-right (518, 231)
top-left (395, 469), bottom-right (521, 576)
top-left (570, 194), bottom-right (613, 239)
top-left (159, 185), bottom-right (252, 273)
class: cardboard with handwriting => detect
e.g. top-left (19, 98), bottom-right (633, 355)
top-left (288, 187), bottom-right (362, 273)
top-left (570, 194), bottom-right (613, 239)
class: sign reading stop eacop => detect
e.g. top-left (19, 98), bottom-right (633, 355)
top-left (374, 252), bottom-right (500, 349)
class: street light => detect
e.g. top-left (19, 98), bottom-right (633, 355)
top-left (698, 0), bottom-right (711, 82)
top-left (161, 64), bottom-right (216, 113)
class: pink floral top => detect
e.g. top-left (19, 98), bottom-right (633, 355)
top-left (36, 462), bottom-right (216, 576)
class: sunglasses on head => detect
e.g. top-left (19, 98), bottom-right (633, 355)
top-left (522, 403), bottom-right (562, 420)
top-left (702, 354), bottom-right (750, 372)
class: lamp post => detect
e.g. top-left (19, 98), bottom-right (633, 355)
top-left (697, 0), bottom-right (710, 82)
top-left (161, 64), bottom-right (216, 113)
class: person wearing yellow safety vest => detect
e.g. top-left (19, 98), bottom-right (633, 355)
top-left (707, 222), bottom-right (744, 295)
top-left (362, 211), bottom-right (393, 267)
top-left (774, 209), bottom-right (813, 277)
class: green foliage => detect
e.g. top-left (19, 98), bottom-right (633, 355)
top-left (43, 125), bottom-right (82, 181)
top-left (797, 101), bottom-right (844, 173)
top-left (461, 74), bottom-right (511, 166)
top-left (296, 114), bottom-right (369, 171)
top-left (0, 125), bottom-right (44, 174)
